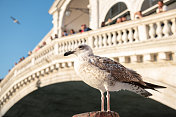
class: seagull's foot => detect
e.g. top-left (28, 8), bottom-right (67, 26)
top-left (107, 109), bottom-right (111, 112)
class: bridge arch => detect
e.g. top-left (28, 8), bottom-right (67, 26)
top-left (0, 66), bottom-right (79, 116)
top-left (4, 81), bottom-right (176, 117)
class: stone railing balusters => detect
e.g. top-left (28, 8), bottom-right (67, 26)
top-left (171, 18), bottom-right (176, 35)
top-left (72, 41), bottom-right (76, 49)
top-left (94, 36), bottom-right (98, 48)
top-left (62, 43), bottom-right (64, 53)
top-left (156, 21), bottom-right (163, 38)
top-left (112, 31), bottom-right (117, 46)
top-left (77, 39), bottom-right (80, 46)
top-left (81, 38), bottom-right (84, 44)
top-left (72, 40), bottom-right (75, 49)
top-left (76, 40), bottom-right (79, 47)
top-left (134, 27), bottom-right (139, 42)
top-left (122, 29), bottom-right (128, 43)
top-left (78, 39), bottom-right (81, 46)
top-left (62, 43), bottom-right (65, 53)
top-left (117, 30), bottom-right (122, 44)
top-left (68, 41), bottom-right (72, 51)
top-left (69, 41), bottom-right (72, 51)
top-left (98, 34), bottom-right (103, 47)
top-left (149, 23), bottom-right (156, 39)
top-left (65, 41), bottom-right (69, 52)
top-left (107, 32), bottom-right (112, 46)
top-left (71, 41), bottom-right (74, 49)
top-left (60, 43), bottom-right (63, 53)
top-left (128, 28), bottom-right (133, 43)
top-left (163, 20), bottom-right (171, 37)
top-left (64, 42), bottom-right (67, 53)
top-left (103, 33), bottom-right (107, 47)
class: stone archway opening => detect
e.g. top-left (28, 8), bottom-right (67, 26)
top-left (4, 81), bottom-right (176, 117)
top-left (62, 0), bottom-right (89, 35)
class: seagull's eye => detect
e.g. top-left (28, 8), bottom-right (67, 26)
top-left (78, 45), bottom-right (84, 50)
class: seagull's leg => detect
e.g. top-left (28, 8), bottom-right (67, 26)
top-left (106, 90), bottom-right (110, 112)
top-left (100, 91), bottom-right (104, 111)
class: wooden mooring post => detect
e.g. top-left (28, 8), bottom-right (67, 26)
top-left (73, 111), bottom-right (120, 117)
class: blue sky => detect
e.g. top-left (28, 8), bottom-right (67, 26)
top-left (0, 0), bottom-right (54, 78)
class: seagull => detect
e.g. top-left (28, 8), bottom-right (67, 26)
top-left (64, 44), bottom-right (166, 112)
top-left (10, 16), bottom-right (20, 24)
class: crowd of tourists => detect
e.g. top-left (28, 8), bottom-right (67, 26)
top-left (62, 24), bottom-right (91, 37)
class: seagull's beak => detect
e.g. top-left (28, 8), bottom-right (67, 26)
top-left (64, 51), bottom-right (75, 56)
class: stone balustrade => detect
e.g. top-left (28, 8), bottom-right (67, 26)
top-left (0, 9), bottom-right (176, 116)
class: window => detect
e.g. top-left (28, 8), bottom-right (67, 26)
top-left (105, 2), bottom-right (129, 22)
top-left (141, 0), bottom-right (160, 12)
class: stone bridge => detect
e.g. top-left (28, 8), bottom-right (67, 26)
top-left (0, 9), bottom-right (176, 116)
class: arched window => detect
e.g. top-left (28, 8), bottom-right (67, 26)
top-left (141, 0), bottom-right (160, 12)
top-left (104, 2), bottom-right (129, 23)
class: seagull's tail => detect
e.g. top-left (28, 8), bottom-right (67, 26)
top-left (139, 82), bottom-right (166, 97)
top-left (120, 82), bottom-right (166, 97)
top-left (111, 82), bottom-right (153, 97)
top-left (144, 82), bottom-right (166, 91)
top-left (127, 84), bottom-right (152, 97)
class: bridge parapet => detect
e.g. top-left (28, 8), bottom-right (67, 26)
top-left (0, 9), bottom-right (176, 116)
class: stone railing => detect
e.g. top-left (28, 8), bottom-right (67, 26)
top-left (0, 9), bottom-right (176, 114)
top-left (144, 12), bottom-right (176, 40)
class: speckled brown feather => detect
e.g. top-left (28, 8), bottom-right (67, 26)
top-left (89, 55), bottom-right (146, 86)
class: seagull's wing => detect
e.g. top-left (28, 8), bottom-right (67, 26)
top-left (16, 20), bottom-right (20, 24)
top-left (10, 16), bottom-right (20, 24)
top-left (10, 16), bottom-right (16, 21)
top-left (89, 55), bottom-right (146, 85)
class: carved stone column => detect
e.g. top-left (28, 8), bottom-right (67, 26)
top-left (89, 0), bottom-right (99, 29)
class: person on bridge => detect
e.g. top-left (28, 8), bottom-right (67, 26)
top-left (116, 18), bottom-right (122, 23)
top-left (156, 0), bottom-right (168, 14)
top-left (81, 24), bottom-right (91, 32)
top-left (62, 30), bottom-right (68, 37)
top-left (70, 29), bottom-right (76, 35)
top-left (134, 11), bottom-right (143, 19)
